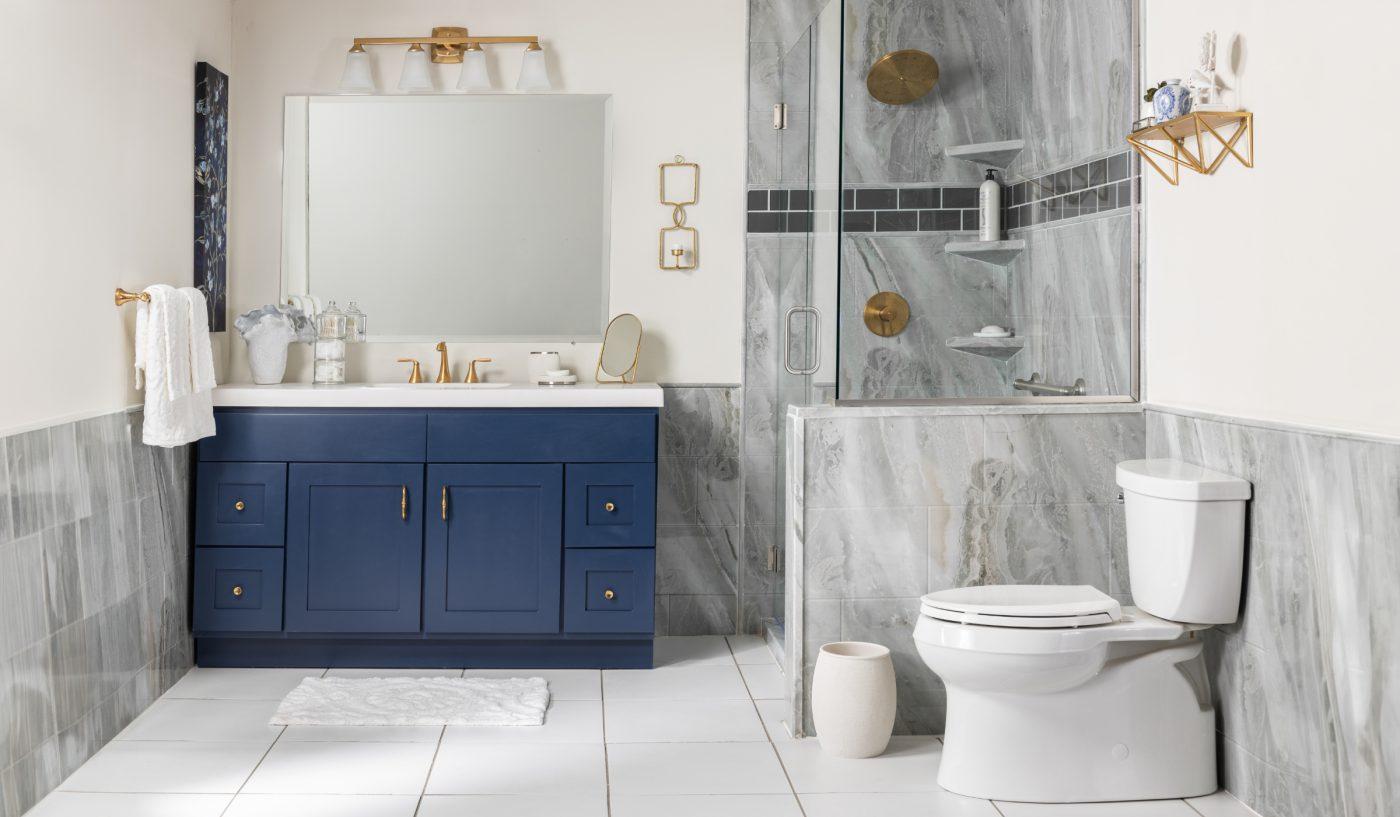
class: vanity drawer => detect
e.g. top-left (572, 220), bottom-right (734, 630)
top-left (564, 549), bottom-right (655, 634)
top-left (427, 410), bottom-right (656, 463)
top-left (196, 462), bottom-right (287, 546)
top-left (201, 410), bottom-right (427, 462)
top-left (564, 463), bottom-right (656, 547)
top-left (194, 547), bottom-right (284, 633)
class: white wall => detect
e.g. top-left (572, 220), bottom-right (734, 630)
top-left (229, 0), bottom-right (747, 385)
top-left (1144, 0), bottom-right (1400, 437)
top-left (0, 0), bottom-right (232, 435)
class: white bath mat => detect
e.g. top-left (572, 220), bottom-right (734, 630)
top-left (270, 676), bottom-right (549, 727)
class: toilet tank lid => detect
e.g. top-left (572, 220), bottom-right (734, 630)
top-left (1116, 459), bottom-right (1251, 501)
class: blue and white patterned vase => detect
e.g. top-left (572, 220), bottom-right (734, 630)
top-left (1152, 79), bottom-right (1192, 123)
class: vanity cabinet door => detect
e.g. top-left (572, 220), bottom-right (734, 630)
top-left (425, 464), bottom-right (563, 634)
top-left (285, 463), bottom-right (424, 633)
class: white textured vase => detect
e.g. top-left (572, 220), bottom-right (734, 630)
top-left (811, 642), bottom-right (896, 758)
top-left (246, 333), bottom-right (291, 385)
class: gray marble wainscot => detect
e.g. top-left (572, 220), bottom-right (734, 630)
top-left (656, 385), bottom-right (743, 635)
top-left (1146, 406), bottom-right (1400, 817)
top-left (0, 409), bottom-right (193, 817)
top-left (784, 402), bottom-right (1144, 737)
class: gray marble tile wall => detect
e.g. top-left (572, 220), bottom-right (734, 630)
top-left (1146, 407), bottom-right (1400, 817)
top-left (785, 405), bottom-right (1145, 736)
top-left (657, 385), bottom-right (744, 635)
top-left (0, 409), bottom-right (192, 817)
top-left (1006, 210), bottom-right (1134, 396)
top-left (838, 233), bottom-right (1010, 400)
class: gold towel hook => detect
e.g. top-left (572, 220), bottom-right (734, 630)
top-left (114, 288), bottom-right (150, 306)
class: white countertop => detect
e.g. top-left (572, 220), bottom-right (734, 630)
top-left (212, 382), bottom-right (664, 409)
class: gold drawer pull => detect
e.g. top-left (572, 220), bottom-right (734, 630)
top-left (603, 589), bottom-right (616, 600)
top-left (603, 502), bottom-right (616, 512)
top-left (442, 486), bottom-right (448, 521)
top-left (401, 485), bottom-right (408, 520)
top-left (234, 500), bottom-right (246, 512)
top-left (232, 585), bottom-right (245, 597)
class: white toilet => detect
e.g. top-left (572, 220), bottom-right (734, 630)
top-left (913, 459), bottom-right (1251, 803)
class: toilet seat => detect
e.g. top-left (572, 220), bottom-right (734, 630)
top-left (921, 585), bottom-right (1121, 629)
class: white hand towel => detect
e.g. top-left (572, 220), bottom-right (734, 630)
top-left (180, 287), bottom-right (217, 393)
top-left (134, 285), bottom-right (216, 447)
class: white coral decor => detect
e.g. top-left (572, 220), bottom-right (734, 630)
top-left (235, 304), bottom-right (315, 384)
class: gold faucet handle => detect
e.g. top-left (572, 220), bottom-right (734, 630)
top-left (465, 358), bottom-right (493, 383)
top-left (396, 358), bottom-right (423, 383)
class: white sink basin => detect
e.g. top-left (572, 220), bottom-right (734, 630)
top-left (368, 382), bottom-right (511, 389)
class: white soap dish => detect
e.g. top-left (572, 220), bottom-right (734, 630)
top-left (538, 375), bottom-right (578, 386)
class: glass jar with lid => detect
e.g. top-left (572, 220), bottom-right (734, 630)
top-left (345, 301), bottom-right (367, 343)
top-left (313, 301), bottom-right (348, 384)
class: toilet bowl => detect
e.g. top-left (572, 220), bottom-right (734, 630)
top-left (913, 460), bottom-right (1250, 803)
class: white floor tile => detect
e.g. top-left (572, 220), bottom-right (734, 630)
top-left (25, 792), bottom-right (231, 817)
top-left (603, 664), bottom-right (750, 700)
top-left (115, 698), bottom-right (282, 745)
top-left (222, 793), bottom-right (420, 817)
top-left (163, 668), bottom-right (326, 700)
top-left (726, 636), bottom-right (778, 666)
top-left (802, 791), bottom-right (1001, 817)
top-left (324, 668), bottom-right (465, 679)
top-left (425, 742), bottom-right (606, 795)
top-left (442, 700), bottom-right (602, 744)
top-left (280, 724), bottom-right (444, 743)
top-left (607, 742), bottom-right (791, 795)
top-left (776, 736), bottom-right (942, 793)
top-left (461, 668), bottom-right (601, 700)
top-left (611, 794), bottom-right (804, 817)
top-left (241, 741), bottom-right (438, 795)
top-left (605, 699), bottom-right (766, 743)
top-left (418, 794), bottom-right (609, 816)
top-left (754, 698), bottom-right (798, 741)
top-left (58, 741), bottom-right (269, 794)
top-left (738, 663), bottom-right (785, 699)
top-left (995, 800), bottom-right (1199, 816)
top-left (653, 636), bottom-right (735, 667)
top-left (1186, 791), bottom-right (1263, 817)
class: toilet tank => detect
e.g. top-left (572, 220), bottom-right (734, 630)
top-left (1115, 459), bottom-right (1251, 624)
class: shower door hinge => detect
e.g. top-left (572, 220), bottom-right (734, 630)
top-left (767, 544), bottom-right (783, 572)
top-left (772, 103), bottom-right (788, 130)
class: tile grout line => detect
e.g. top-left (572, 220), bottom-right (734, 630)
top-left (213, 668), bottom-right (328, 816)
top-left (728, 636), bottom-right (807, 816)
top-left (409, 724), bottom-right (448, 817)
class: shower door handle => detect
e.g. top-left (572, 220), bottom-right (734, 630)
top-left (783, 305), bottom-right (821, 376)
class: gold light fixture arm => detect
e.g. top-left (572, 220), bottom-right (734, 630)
top-left (351, 25), bottom-right (540, 65)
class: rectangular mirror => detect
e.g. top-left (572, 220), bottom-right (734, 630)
top-left (282, 94), bottom-right (612, 341)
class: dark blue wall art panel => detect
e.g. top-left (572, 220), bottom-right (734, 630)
top-left (195, 62), bottom-right (228, 331)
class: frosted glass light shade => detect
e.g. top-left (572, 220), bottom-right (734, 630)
top-left (516, 44), bottom-right (552, 91)
top-left (456, 46), bottom-right (492, 92)
top-left (338, 46), bottom-right (375, 94)
top-left (398, 44), bottom-right (434, 93)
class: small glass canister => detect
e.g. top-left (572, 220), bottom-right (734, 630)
top-left (313, 301), bottom-right (348, 385)
top-left (345, 301), bottom-right (367, 343)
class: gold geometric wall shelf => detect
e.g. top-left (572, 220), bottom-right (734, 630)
top-left (1127, 111), bottom-right (1254, 186)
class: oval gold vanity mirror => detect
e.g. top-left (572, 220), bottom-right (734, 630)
top-left (596, 313), bottom-right (643, 383)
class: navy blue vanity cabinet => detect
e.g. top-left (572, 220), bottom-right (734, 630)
top-left (425, 464), bottom-right (563, 634)
top-left (193, 406), bottom-right (658, 669)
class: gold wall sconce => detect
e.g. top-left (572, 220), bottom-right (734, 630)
top-left (659, 156), bottom-right (699, 270)
top-left (339, 25), bottom-right (551, 94)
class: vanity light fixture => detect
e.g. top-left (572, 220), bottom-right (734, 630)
top-left (337, 26), bottom-right (550, 94)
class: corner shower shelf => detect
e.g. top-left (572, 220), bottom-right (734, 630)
top-left (1126, 110), bottom-right (1254, 186)
top-left (947, 336), bottom-right (1024, 361)
top-left (944, 239), bottom-right (1025, 267)
top-left (946, 139), bottom-right (1025, 168)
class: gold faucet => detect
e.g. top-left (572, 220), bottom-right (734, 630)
top-left (465, 358), bottom-right (493, 383)
top-left (396, 358), bottom-right (423, 383)
top-left (434, 342), bottom-right (451, 383)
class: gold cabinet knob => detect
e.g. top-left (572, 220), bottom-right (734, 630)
top-left (232, 585), bottom-right (244, 597)
top-left (234, 500), bottom-right (246, 512)
top-left (604, 502), bottom-right (616, 512)
top-left (603, 589), bottom-right (616, 600)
